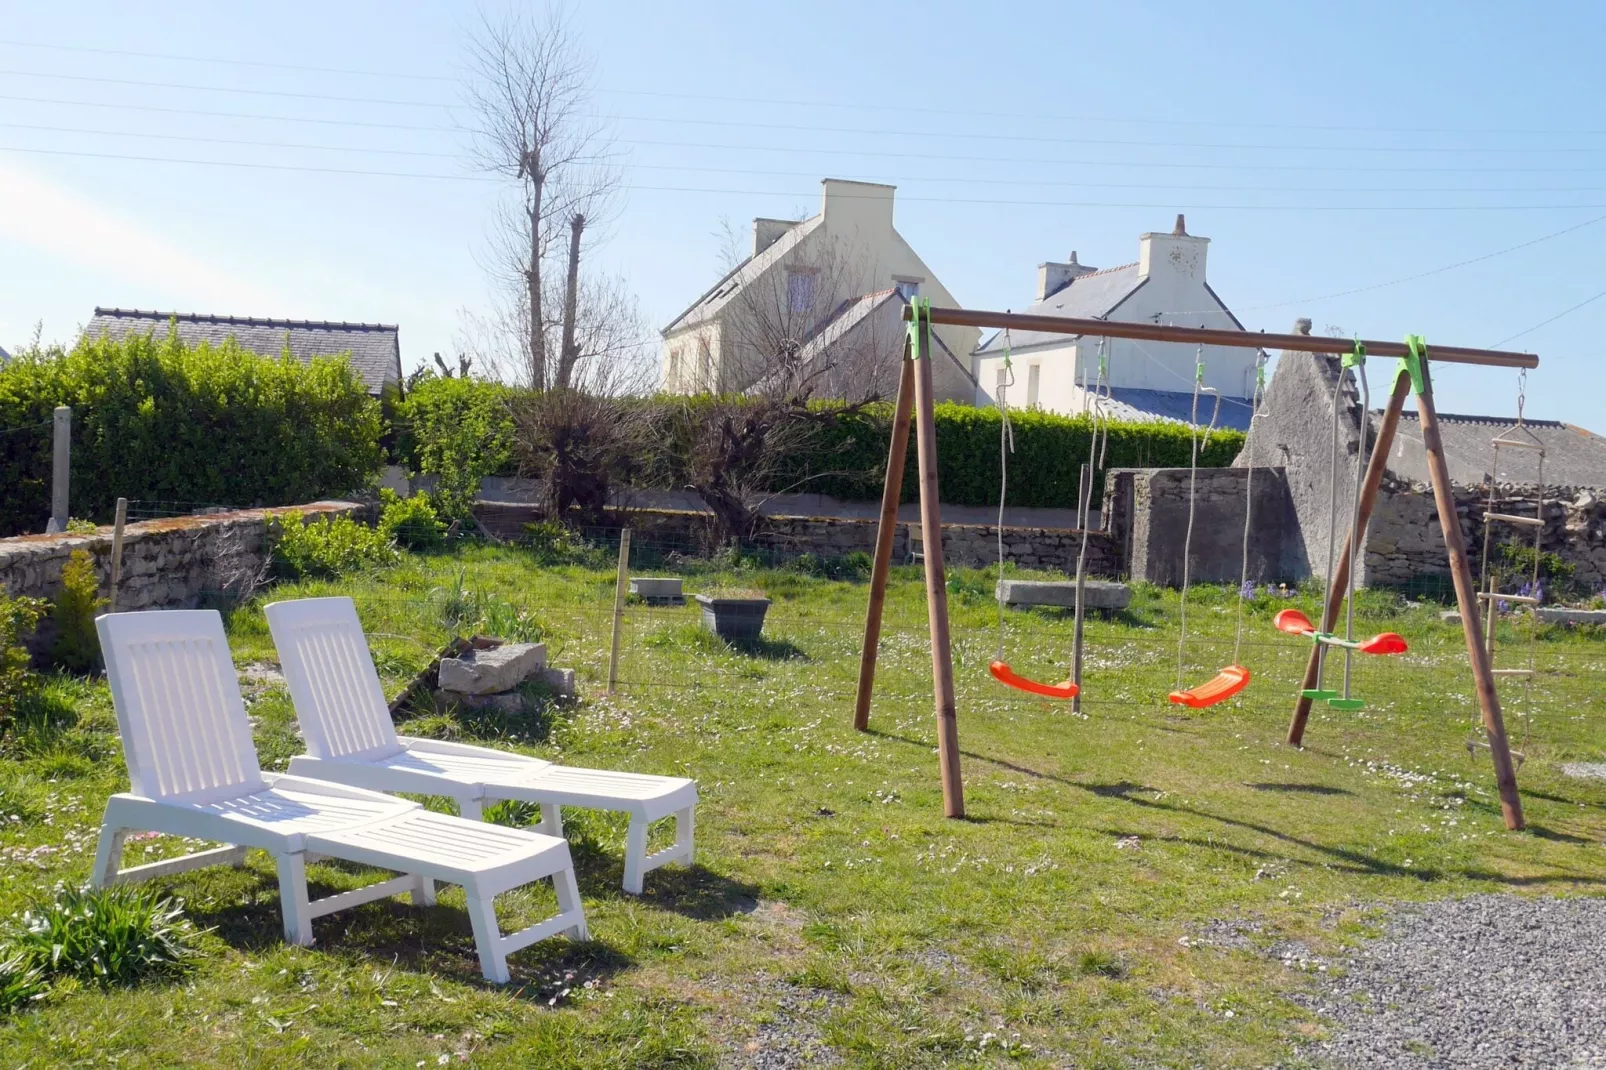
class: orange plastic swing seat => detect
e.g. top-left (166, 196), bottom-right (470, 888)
top-left (989, 660), bottom-right (1079, 699)
top-left (1168, 665), bottom-right (1251, 709)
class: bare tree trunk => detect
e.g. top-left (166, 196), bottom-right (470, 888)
top-left (527, 182), bottom-right (546, 389)
top-left (555, 212), bottom-right (586, 390)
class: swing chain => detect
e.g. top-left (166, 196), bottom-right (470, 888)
top-left (1516, 368), bottom-right (1528, 427)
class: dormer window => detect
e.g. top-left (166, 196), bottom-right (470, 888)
top-left (894, 278), bottom-right (921, 301)
top-left (786, 270), bottom-right (815, 314)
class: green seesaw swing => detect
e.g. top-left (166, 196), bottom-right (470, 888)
top-left (1273, 341), bottom-right (1409, 709)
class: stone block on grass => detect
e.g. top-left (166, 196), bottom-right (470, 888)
top-left (995, 579), bottom-right (1131, 611)
top-left (438, 642), bottom-right (547, 696)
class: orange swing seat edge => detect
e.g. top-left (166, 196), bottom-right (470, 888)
top-left (989, 660), bottom-right (1079, 700)
top-left (1168, 664), bottom-right (1251, 709)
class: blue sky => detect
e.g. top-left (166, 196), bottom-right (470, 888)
top-left (2, 1), bottom-right (1603, 423)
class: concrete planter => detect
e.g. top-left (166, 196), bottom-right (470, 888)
top-left (695, 594), bottom-right (771, 640)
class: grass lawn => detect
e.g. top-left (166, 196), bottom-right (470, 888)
top-left (2, 543), bottom-right (1605, 1067)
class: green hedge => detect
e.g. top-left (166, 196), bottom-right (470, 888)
top-left (0, 330), bottom-right (382, 537)
top-left (391, 381), bottom-right (1243, 512)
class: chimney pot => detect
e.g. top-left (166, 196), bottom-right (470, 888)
top-left (1293, 317), bottom-right (1312, 336)
top-left (1173, 214), bottom-right (1187, 236)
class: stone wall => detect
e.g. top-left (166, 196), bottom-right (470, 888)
top-left (1106, 466), bottom-right (1296, 586)
top-left (1366, 481), bottom-right (1606, 591)
top-left (0, 502), bottom-right (363, 608)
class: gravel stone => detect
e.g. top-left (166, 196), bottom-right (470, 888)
top-left (1562, 763), bottom-right (1606, 782)
top-left (1303, 895), bottom-right (1606, 1068)
top-left (720, 973), bottom-right (843, 1070)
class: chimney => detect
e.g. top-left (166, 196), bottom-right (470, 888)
top-left (1138, 218), bottom-right (1209, 281)
top-left (752, 218), bottom-right (798, 258)
top-left (1293, 317), bottom-right (1312, 336)
top-left (1035, 250), bottom-right (1098, 301)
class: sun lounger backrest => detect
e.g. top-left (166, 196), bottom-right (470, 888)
top-left (265, 597), bottom-right (403, 761)
top-left (97, 610), bottom-right (266, 803)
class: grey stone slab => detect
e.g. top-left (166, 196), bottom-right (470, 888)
top-left (630, 577), bottom-right (684, 602)
top-left (995, 578), bottom-right (1131, 610)
top-left (1536, 607), bottom-right (1606, 626)
top-left (1441, 610), bottom-right (1463, 625)
top-left (540, 667), bottom-right (576, 697)
top-left (438, 642), bottom-right (547, 696)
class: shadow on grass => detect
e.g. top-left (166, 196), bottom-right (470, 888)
top-left (864, 727), bottom-right (1606, 889)
top-left (186, 865), bottom-right (637, 995)
top-left (1245, 782), bottom-right (1354, 796)
top-left (726, 635), bottom-right (809, 661)
top-left (591, 862), bottom-right (762, 921)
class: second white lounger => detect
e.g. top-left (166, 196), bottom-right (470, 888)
top-left (265, 597), bottom-right (698, 894)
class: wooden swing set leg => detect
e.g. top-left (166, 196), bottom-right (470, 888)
top-left (854, 354), bottom-right (916, 733)
top-left (1414, 362), bottom-right (1525, 831)
top-left (1286, 371), bottom-right (1410, 746)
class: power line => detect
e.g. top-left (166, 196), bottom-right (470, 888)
top-left (1488, 288), bottom-right (1606, 348)
top-left (13, 91), bottom-right (1606, 177)
top-left (11, 70), bottom-right (1606, 156)
top-left (17, 121), bottom-right (1606, 195)
top-left (0, 67), bottom-right (460, 110)
top-left (0, 38), bottom-right (457, 81)
top-left (4, 38), bottom-right (1606, 140)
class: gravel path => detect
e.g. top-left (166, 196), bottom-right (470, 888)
top-left (1304, 895), bottom-right (1606, 1069)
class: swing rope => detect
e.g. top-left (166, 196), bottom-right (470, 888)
top-left (1338, 344), bottom-right (1372, 705)
top-left (1231, 352), bottom-right (1269, 666)
top-left (995, 327), bottom-right (1016, 664)
top-left (1174, 347), bottom-right (1220, 691)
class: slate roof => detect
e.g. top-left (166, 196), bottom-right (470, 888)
top-left (1101, 387), bottom-right (1256, 432)
top-left (1386, 411), bottom-right (1606, 489)
top-left (661, 216), bottom-right (825, 335)
top-left (749, 289), bottom-right (972, 394)
top-left (84, 308), bottom-right (402, 396)
top-left (975, 263), bottom-right (1147, 353)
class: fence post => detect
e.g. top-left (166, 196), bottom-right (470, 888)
top-left (606, 528), bottom-right (631, 694)
top-left (108, 497), bottom-right (129, 613)
top-left (46, 405), bottom-right (71, 534)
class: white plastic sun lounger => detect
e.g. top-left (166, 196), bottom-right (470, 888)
top-left (265, 597), bottom-right (698, 894)
top-left (91, 610), bottom-right (587, 983)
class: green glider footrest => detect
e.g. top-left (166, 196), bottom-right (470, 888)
top-left (1326, 698), bottom-right (1365, 711)
top-left (1301, 689), bottom-right (1339, 700)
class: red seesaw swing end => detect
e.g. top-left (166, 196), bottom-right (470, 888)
top-left (989, 660), bottom-right (1079, 700)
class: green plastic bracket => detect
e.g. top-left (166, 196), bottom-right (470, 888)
top-left (1195, 360), bottom-right (1205, 384)
top-left (1327, 698), bottom-right (1366, 712)
top-left (1301, 688), bottom-right (1339, 701)
top-left (906, 297), bottom-right (931, 361)
top-left (1397, 334), bottom-right (1427, 394)
top-left (1342, 340), bottom-right (1365, 370)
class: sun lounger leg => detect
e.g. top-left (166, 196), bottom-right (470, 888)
top-left (623, 816), bottom-right (648, 894)
top-left (554, 867), bottom-right (588, 940)
top-left (675, 805), bottom-right (695, 866)
top-left (91, 825), bottom-right (129, 887)
top-left (465, 888), bottom-right (510, 984)
top-left (457, 798), bottom-right (483, 821)
top-left (276, 852), bottom-right (315, 947)
top-left (411, 874), bottom-right (437, 907)
top-left (538, 802), bottom-right (563, 837)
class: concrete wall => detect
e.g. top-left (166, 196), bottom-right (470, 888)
top-left (0, 501), bottom-right (362, 608)
top-left (1106, 466), bottom-right (1295, 586)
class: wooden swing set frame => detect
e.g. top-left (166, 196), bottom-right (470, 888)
top-left (853, 300), bottom-right (1537, 830)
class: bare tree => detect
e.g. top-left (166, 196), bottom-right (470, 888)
top-left (465, 7), bottom-right (616, 391)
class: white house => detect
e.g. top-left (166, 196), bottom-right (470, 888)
top-left (971, 216), bottom-right (1258, 429)
top-left (660, 178), bottom-right (979, 401)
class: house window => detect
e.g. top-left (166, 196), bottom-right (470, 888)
top-left (786, 270), bottom-right (815, 314)
top-left (894, 278), bottom-right (920, 300)
top-left (668, 348), bottom-right (683, 389)
top-left (1027, 363), bottom-right (1041, 407)
top-left (995, 365), bottom-right (1009, 404)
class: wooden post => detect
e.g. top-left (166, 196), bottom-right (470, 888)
top-left (1287, 372), bottom-right (1410, 745)
top-left (1071, 463), bottom-right (1091, 715)
top-left (853, 353), bottom-right (916, 732)
top-left (46, 405), bottom-right (70, 534)
top-left (108, 497), bottom-right (128, 613)
top-left (910, 309), bottom-right (965, 818)
top-left (1413, 361), bottom-right (1525, 830)
top-left (606, 528), bottom-right (631, 695)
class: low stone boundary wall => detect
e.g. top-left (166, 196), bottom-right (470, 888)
top-left (0, 501), bottom-right (363, 609)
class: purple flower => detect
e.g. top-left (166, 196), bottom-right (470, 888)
top-left (1239, 580), bottom-right (1257, 600)
top-left (1497, 599), bottom-right (1511, 614)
